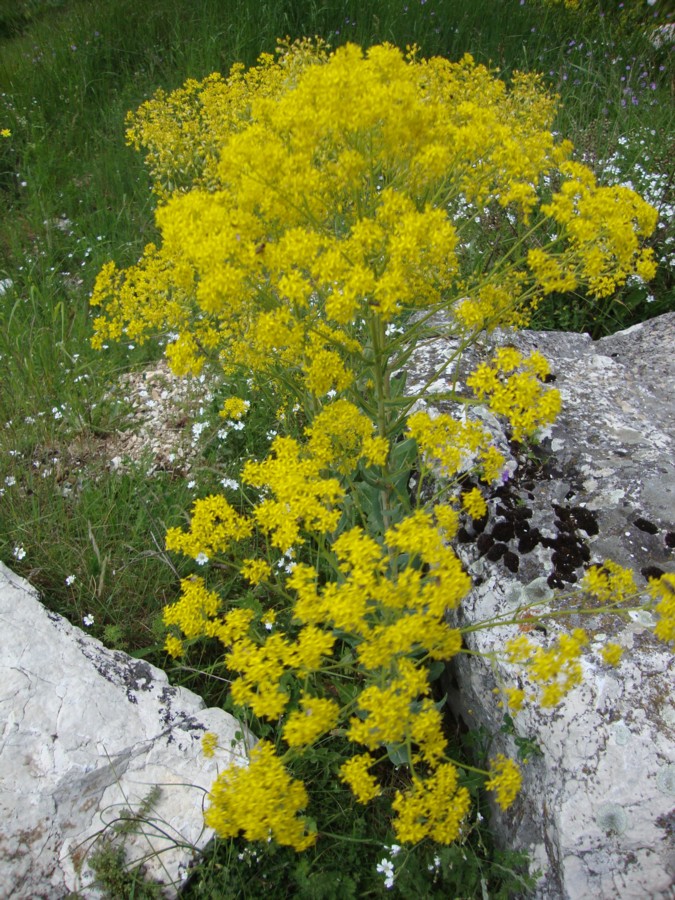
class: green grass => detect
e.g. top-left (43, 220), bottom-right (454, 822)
top-left (1, 0), bottom-right (673, 895)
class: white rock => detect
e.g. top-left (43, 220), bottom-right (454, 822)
top-left (408, 313), bottom-right (675, 898)
top-left (0, 562), bottom-right (251, 898)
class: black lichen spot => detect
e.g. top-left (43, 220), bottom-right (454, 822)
top-left (486, 542), bottom-right (507, 561)
top-left (492, 521), bottom-right (515, 542)
top-left (570, 506), bottom-right (599, 536)
top-left (472, 515), bottom-right (488, 535)
top-left (548, 572), bottom-right (565, 589)
top-left (512, 506), bottom-right (534, 521)
top-left (553, 504), bottom-right (598, 537)
top-left (666, 532), bottom-right (675, 549)
top-left (476, 533), bottom-right (495, 556)
top-left (634, 517), bottom-right (659, 535)
top-left (503, 551), bottom-right (520, 573)
top-left (518, 530), bottom-right (541, 554)
top-left (456, 527), bottom-right (473, 544)
top-left (543, 373), bottom-right (556, 384)
top-left (642, 566), bottom-right (665, 582)
top-left (515, 520), bottom-right (531, 538)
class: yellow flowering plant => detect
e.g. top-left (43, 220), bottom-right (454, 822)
top-left (91, 39), bottom-right (672, 858)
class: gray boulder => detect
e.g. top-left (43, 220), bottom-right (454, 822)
top-left (409, 312), bottom-right (675, 898)
top-left (0, 562), bottom-right (251, 899)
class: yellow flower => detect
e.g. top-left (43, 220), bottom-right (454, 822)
top-left (306, 399), bottom-right (385, 474)
top-left (485, 755), bottom-right (522, 810)
top-left (282, 695), bottom-right (340, 747)
top-left (600, 643), bottom-right (623, 667)
top-left (651, 573), bottom-right (675, 646)
top-left (162, 576), bottom-right (221, 639)
top-left (392, 763), bottom-right (472, 844)
top-left (243, 436), bottom-right (343, 549)
top-left (462, 487), bottom-right (487, 520)
top-left (502, 686), bottom-right (526, 712)
top-left (582, 561), bottom-right (638, 604)
top-left (205, 741), bottom-right (315, 850)
top-left (164, 634), bottom-right (184, 658)
top-left (201, 731), bottom-right (219, 757)
top-left (220, 397), bottom-right (250, 420)
top-left (240, 558), bottom-right (271, 585)
top-left (165, 495), bottom-right (253, 560)
top-left (467, 352), bottom-right (561, 442)
top-left (339, 753), bottom-right (381, 803)
top-left (1, 128), bottom-right (11, 138)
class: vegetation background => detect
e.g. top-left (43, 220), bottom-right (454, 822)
top-left (1, 0), bottom-right (673, 895)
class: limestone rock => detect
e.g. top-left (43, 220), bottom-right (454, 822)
top-left (0, 562), bottom-right (251, 899)
top-left (409, 313), bottom-right (675, 899)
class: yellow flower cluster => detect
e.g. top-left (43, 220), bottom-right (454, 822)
top-left (165, 494), bottom-right (253, 560)
top-left (407, 410), bottom-right (496, 481)
top-left (392, 763), bottom-right (472, 843)
top-left (227, 626), bottom-right (335, 719)
top-left (466, 349), bottom-right (561, 442)
top-left (485, 755), bottom-right (522, 810)
top-left (505, 628), bottom-right (588, 707)
top-left (581, 560), bottom-right (638, 604)
top-left (462, 487), bottom-right (488, 521)
top-left (162, 576), bottom-right (220, 643)
top-left (289, 511), bottom-right (469, 662)
top-left (201, 731), bottom-right (219, 758)
top-left (205, 741), bottom-right (315, 850)
top-left (651, 574), bottom-right (675, 646)
top-left (306, 399), bottom-right (389, 474)
top-left (282, 695), bottom-right (341, 748)
top-left (242, 436), bottom-right (344, 549)
top-left (220, 396), bottom-right (249, 420)
top-left (539, 161), bottom-right (657, 299)
top-left (163, 584), bottom-right (254, 658)
top-left (125, 37), bottom-right (664, 858)
top-left (339, 753), bottom-right (381, 804)
top-left (91, 40), bottom-right (657, 396)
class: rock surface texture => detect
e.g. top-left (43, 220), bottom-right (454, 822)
top-left (0, 562), bottom-right (250, 899)
top-left (409, 312), bottom-right (675, 899)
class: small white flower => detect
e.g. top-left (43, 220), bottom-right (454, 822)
top-left (13, 545), bottom-right (26, 560)
top-left (376, 858), bottom-right (395, 889)
top-left (82, 614), bottom-right (94, 627)
top-left (220, 477), bottom-right (239, 490)
top-left (65, 575), bottom-right (76, 586)
top-left (195, 552), bottom-right (209, 566)
top-left (187, 479), bottom-right (196, 489)
top-left (5, 475), bottom-right (16, 486)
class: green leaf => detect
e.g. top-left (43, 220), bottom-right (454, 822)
top-left (385, 742), bottom-right (411, 766)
